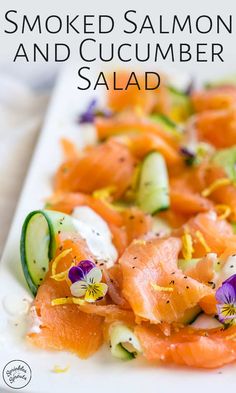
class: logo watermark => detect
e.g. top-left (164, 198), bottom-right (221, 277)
top-left (2, 360), bottom-right (32, 389)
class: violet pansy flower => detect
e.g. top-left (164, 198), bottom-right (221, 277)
top-left (68, 260), bottom-right (108, 303)
top-left (215, 274), bottom-right (236, 325)
top-left (78, 99), bottom-right (112, 124)
top-left (79, 99), bottom-right (97, 124)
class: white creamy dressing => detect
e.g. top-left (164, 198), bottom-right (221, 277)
top-left (72, 206), bottom-right (118, 268)
top-left (216, 254), bottom-right (236, 285)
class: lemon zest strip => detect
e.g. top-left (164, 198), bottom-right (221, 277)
top-left (51, 248), bottom-right (72, 276)
top-left (51, 297), bottom-right (85, 306)
top-left (51, 260), bottom-right (76, 282)
top-left (151, 283), bottom-right (174, 292)
top-left (93, 186), bottom-right (116, 201)
top-left (195, 231), bottom-right (211, 253)
top-left (201, 178), bottom-right (231, 197)
top-left (52, 365), bottom-right (70, 373)
top-left (182, 232), bottom-right (194, 260)
top-left (215, 204), bottom-right (231, 220)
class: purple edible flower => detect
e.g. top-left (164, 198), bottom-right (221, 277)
top-left (180, 146), bottom-right (195, 159)
top-left (78, 99), bottom-right (112, 124)
top-left (68, 259), bottom-right (108, 303)
top-left (78, 99), bottom-right (97, 124)
top-left (184, 78), bottom-right (195, 96)
top-left (68, 260), bottom-right (95, 283)
top-left (215, 274), bottom-right (236, 324)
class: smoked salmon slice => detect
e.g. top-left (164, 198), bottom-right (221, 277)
top-left (107, 71), bottom-right (170, 115)
top-left (176, 212), bottom-right (235, 257)
top-left (95, 116), bottom-right (177, 147)
top-left (47, 192), bottom-right (124, 226)
top-left (191, 86), bottom-right (236, 113)
top-left (120, 237), bottom-right (213, 324)
top-left (54, 140), bottom-right (136, 199)
top-left (125, 132), bottom-right (181, 166)
top-left (195, 107), bottom-right (236, 148)
top-left (136, 324), bottom-right (236, 368)
top-left (184, 254), bottom-right (216, 284)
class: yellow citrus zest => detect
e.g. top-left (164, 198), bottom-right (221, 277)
top-left (151, 283), bottom-right (174, 292)
top-left (51, 248), bottom-right (72, 276)
top-left (215, 204), bottom-right (231, 220)
top-left (182, 232), bottom-right (194, 260)
top-left (51, 297), bottom-right (85, 306)
top-left (201, 178), bottom-right (231, 197)
top-left (93, 186), bottom-right (116, 201)
top-left (195, 231), bottom-right (211, 253)
top-left (52, 365), bottom-right (70, 373)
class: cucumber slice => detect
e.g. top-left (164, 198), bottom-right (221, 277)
top-left (178, 305), bottom-right (201, 325)
top-left (20, 210), bottom-right (75, 295)
top-left (136, 152), bottom-right (170, 214)
top-left (109, 324), bottom-right (142, 360)
top-left (191, 314), bottom-right (223, 329)
top-left (150, 114), bottom-right (182, 137)
top-left (211, 146), bottom-right (236, 182)
top-left (168, 86), bottom-right (193, 120)
top-left (178, 258), bottom-right (201, 272)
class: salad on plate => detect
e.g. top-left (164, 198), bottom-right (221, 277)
top-left (20, 71), bottom-right (236, 369)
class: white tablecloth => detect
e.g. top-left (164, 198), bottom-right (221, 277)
top-left (0, 74), bottom-right (50, 255)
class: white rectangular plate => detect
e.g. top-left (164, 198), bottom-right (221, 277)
top-left (0, 65), bottom-right (235, 393)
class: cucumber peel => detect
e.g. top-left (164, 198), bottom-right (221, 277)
top-left (20, 210), bottom-right (75, 296)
